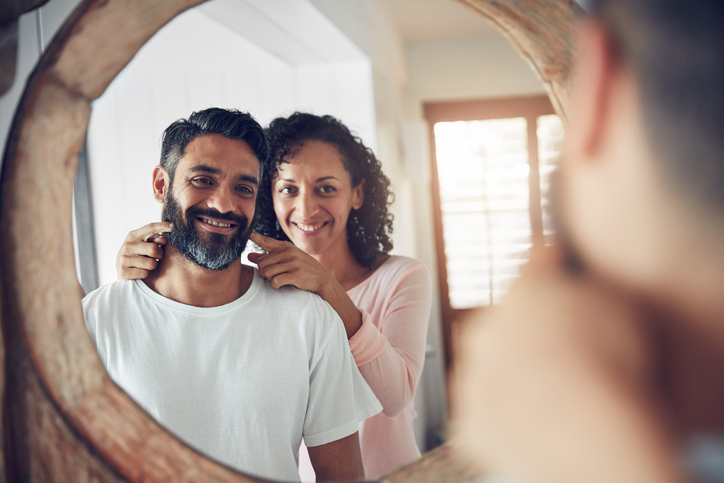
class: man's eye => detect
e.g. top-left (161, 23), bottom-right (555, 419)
top-left (236, 186), bottom-right (254, 195)
top-left (191, 177), bottom-right (212, 185)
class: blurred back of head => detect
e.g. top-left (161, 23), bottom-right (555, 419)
top-left (591, 0), bottom-right (724, 214)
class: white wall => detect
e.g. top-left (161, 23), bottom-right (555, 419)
top-left (404, 36), bottom-right (546, 110)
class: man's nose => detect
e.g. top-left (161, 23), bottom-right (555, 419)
top-left (207, 188), bottom-right (236, 214)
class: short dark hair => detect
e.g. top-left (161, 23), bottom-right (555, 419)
top-left (159, 108), bottom-right (269, 183)
top-left (255, 112), bottom-right (394, 268)
top-left (590, 0), bottom-right (724, 211)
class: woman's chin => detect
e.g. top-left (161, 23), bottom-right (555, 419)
top-left (297, 242), bottom-right (326, 258)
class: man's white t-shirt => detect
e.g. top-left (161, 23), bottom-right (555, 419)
top-left (82, 271), bottom-right (382, 482)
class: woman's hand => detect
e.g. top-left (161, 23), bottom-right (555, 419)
top-left (116, 222), bottom-right (173, 280)
top-left (248, 232), bottom-right (363, 338)
top-left (248, 232), bottom-right (332, 294)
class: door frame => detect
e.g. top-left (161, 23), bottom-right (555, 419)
top-left (424, 95), bottom-right (556, 372)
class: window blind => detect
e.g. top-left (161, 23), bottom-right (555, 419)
top-left (434, 114), bottom-right (564, 308)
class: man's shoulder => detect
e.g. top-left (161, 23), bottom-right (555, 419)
top-left (254, 272), bottom-right (328, 306)
top-left (82, 279), bottom-right (138, 307)
top-left (252, 271), bottom-right (341, 324)
top-left (82, 280), bottom-right (142, 335)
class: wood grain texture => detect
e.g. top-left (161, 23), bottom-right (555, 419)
top-left (380, 440), bottom-right (481, 483)
top-left (452, 0), bottom-right (584, 121)
top-left (0, 0), bottom-right (581, 481)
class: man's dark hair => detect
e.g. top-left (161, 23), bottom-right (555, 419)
top-left (590, 0), bottom-right (724, 211)
top-left (255, 112), bottom-right (394, 268)
top-left (160, 108), bottom-right (269, 184)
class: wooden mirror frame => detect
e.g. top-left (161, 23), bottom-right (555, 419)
top-left (0, 0), bottom-right (582, 480)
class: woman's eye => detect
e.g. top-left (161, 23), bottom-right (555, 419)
top-left (318, 185), bottom-right (337, 194)
top-left (280, 186), bottom-right (296, 195)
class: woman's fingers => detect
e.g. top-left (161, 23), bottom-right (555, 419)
top-left (257, 258), bottom-right (298, 280)
top-left (117, 222), bottom-right (172, 280)
top-left (147, 233), bottom-right (168, 246)
top-left (129, 240), bottom-right (165, 260)
top-left (248, 234), bottom-right (301, 265)
top-left (117, 258), bottom-right (157, 280)
top-left (248, 232), bottom-right (325, 292)
top-left (121, 268), bottom-right (152, 281)
top-left (124, 254), bottom-right (160, 272)
top-left (267, 272), bottom-right (297, 290)
top-left (246, 252), bottom-right (266, 265)
top-left (129, 221), bottom-right (173, 243)
top-left (262, 260), bottom-right (324, 293)
top-left (249, 231), bottom-right (290, 252)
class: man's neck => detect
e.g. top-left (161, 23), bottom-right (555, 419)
top-left (143, 245), bottom-right (252, 307)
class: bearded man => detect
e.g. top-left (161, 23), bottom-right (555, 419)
top-left (82, 108), bottom-right (381, 482)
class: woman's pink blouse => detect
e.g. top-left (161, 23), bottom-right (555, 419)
top-left (347, 255), bottom-right (432, 479)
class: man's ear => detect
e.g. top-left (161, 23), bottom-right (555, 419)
top-left (152, 165), bottom-right (170, 203)
top-left (566, 20), bottom-right (622, 161)
top-left (352, 179), bottom-right (365, 210)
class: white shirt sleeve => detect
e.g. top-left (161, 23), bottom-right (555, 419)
top-left (302, 295), bottom-right (382, 447)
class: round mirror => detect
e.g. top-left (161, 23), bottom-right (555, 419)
top-left (0, 0), bottom-right (581, 480)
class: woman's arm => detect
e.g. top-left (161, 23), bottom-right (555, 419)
top-left (349, 260), bottom-right (432, 417)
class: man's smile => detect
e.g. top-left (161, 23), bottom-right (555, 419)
top-left (196, 216), bottom-right (238, 234)
top-left (200, 217), bottom-right (235, 228)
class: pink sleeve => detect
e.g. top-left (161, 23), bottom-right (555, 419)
top-left (348, 262), bottom-right (432, 417)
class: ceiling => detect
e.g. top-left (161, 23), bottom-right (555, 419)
top-left (385, 0), bottom-right (501, 43)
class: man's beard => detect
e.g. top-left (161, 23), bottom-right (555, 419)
top-left (162, 191), bottom-right (252, 271)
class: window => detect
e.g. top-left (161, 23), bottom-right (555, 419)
top-left (538, 114), bottom-right (565, 243)
top-left (435, 117), bottom-right (531, 308)
top-left (425, 96), bottom-right (564, 369)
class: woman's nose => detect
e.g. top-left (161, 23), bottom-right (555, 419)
top-left (295, 191), bottom-right (318, 219)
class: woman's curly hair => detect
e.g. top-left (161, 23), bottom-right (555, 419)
top-left (254, 112), bottom-right (394, 268)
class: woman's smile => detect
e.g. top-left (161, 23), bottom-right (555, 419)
top-left (293, 221), bottom-right (328, 233)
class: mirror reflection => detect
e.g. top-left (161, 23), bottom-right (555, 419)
top-left (73, 0), bottom-right (564, 480)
